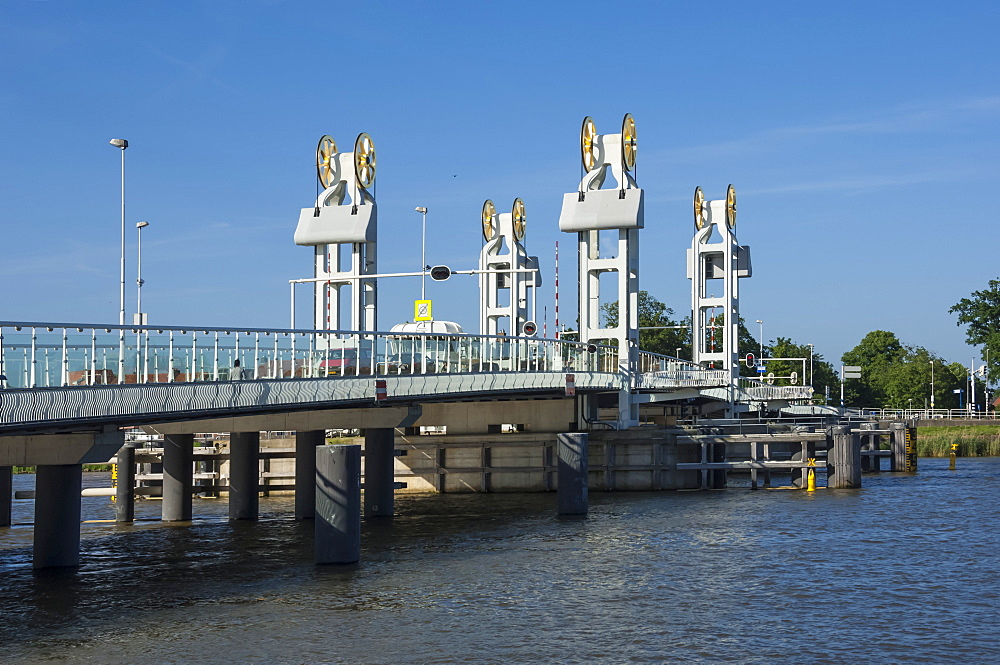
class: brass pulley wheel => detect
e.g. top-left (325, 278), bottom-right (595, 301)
top-left (580, 116), bottom-right (598, 172)
top-left (621, 113), bottom-right (636, 171)
top-left (693, 186), bottom-right (705, 230)
top-left (316, 135), bottom-right (338, 188)
top-left (353, 132), bottom-right (376, 189)
top-left (725, 184), bottom-right (737, 229)
top-left (512, 197), bottom-right (526, 240)
top-left (482, 199), bottom-right (497, 242)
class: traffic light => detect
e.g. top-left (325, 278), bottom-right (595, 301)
top-left (430, 265), bottom-right (451, 281)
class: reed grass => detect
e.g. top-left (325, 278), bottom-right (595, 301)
top-left (917, 426), bottom-right (1000, 457)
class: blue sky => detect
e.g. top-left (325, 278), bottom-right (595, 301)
top-left (1, 0), bottom-right (998, 370)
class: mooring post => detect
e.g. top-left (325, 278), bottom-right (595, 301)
top-left (889, 422), bottom-right (917, 472)
top-left (162, 433), bottom-right (194, 522)
top-left (557, 432), bottom-right (588, 515)
top-left (229, 431), bottom-right (260, 520)
top-left (115, 443), bottom-right (137, 523)
top-left (827, 425), bottom-right (862, 489)
top-left (0, 466), bottom-right (12, 527)
top-left (33, 464), bottom-right (83, 569)
top-left (364, 428), bottom-right (395, 519)
top-left (295, 430), bottom-right (325, 520)
top-left (315, 444), bottom-right (361, 565)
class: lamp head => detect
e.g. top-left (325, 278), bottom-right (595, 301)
top-left (136, 221), bottom-right (149, 229)
top-left (109, 138), bottom-right (128, 149)
top-left (415, 207), bottom-right (427, 213)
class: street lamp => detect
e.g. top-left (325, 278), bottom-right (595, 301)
top-left (676, 347), bottom-right (682, 359)
top-left (109, 139), bottom-right (128, 326)
top-left (807, 343), bottom-right (814, 386)
top-left (135, 221), bottom-right (149, 325)
top-left (415, 207), bottom-right (428, 299)
top-left (930, 359), bottom-right (935, 413)
top-left (110, 138), bottom-right (128, 384)
top-left (755, 320), bottom-right (764, 357)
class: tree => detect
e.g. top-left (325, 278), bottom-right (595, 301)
top-left (950, 279), bottom-right (1000, 384)
top-left (601, 291), bottom-right (690, 358)
top-left (767, 337), bottom-right (838, 402)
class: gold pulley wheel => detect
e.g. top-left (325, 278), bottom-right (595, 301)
top-left (725, 184), bottom-right (737, 229)
top-left (482, 199), bottom-right (497, 242)
top-left (512, 197), bottom-right (526, 240)
top-left (316, 135), bottom-right (338, 188)
top-left (354, 132), bottom-right (376, 189)
top-left (621, 113), bottom-right (637, 171)
top-left (693, 186), bottom-right (706, 230)
top-left (580, 116), bottom-right (598, 172)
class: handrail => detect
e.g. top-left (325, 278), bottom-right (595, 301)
top-left (0, 320), bottom-right (629, 389)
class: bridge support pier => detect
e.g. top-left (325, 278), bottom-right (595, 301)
top-left (890, 422), bottom-right (917, 472)
top-left (557, 433), bottom-right (588, 516)
top-left (315, 444), bottom-right (361, 564)
top-left (115, 443), bottom-right (137, 523)
top-left (1, 466), bottom-right (12, 527)
top-left (827, 425), bottom-right (861, 489)
top-left (229, 432), bottom-right (260, 520)
top-left (295, 430), bottom-right (325, 520)
top-left (33, 464), bottom-right (82, 569)
top-left (364, 428), bottom-right (395, 519)
top-left (163, 434), bottom-right (193, 521)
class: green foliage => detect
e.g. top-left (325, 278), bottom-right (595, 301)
top-left (917, 426), bottom-right (1000, 457)
top-left (840, 331), bottom-right (984, 408)
top-left (602, 291), bottom-right (690, 357)
top-left (950, 278), bottom-right (1000, 383)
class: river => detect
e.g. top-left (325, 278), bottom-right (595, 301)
top-left (1, 458), bottom-right (998, 664)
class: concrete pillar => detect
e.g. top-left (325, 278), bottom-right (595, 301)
top-left (557, 433), bottom-right (588, 515)
top-left (1, 466), bottom-right (12, 527)
top-left (295, 430), bottom-right (325, 520)
top-left (162, 434), bottom-right (194, 522)
top-left (827, 425), bottom-right (862, 489)
top-left (115, 443), bottom-right (137, 523)
top-left (890, 422), bottom-right (918, 473)
top-left (889, 423), bottom-right (917, 473)
top-left (364, 428), bottom-right (395, 519)
top-left (859, 422), bottom-right (877, 472)
top-left (33, 464), bottom-right (82, 569)
top-left (315, 444), bottom-right (361, 564)
top-left (229, 432), bottom-right (260, 521)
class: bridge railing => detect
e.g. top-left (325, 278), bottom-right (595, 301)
top-left (0, 321), bottom-right (627, 389)
top-left (739, 377), bottom-right (814, 401)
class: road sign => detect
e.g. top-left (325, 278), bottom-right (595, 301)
top-left (430, 265), bottom-right (451, 281)
top-left (843, 366), bottom-right (861, 372)
top-left (522, 321), bottom-right (537, 336)
top-left (843, 365), bottom-right (861, 379)
top-left (414, 300), bottom-right (432, 322)
top-left (757, 365), bottom-right (767, 374)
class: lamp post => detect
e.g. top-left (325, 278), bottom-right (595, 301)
top-left (930, 359), bottom-right (935, 414)
top-left (415, 207), bottom-right (428, 299)
top-left (136, 221), bottom-right (148, 325)
top-left (676, 347), bottom-right (682, 359)
top-left (755, 320), bottom-right (764, 357)
top-left (110, 138), bottom-right (128, 384)
top-left (807, 343), bottom-right (814, 386)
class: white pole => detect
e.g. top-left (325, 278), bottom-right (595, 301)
top-left (420, 207), bottom-right (427, 300)
top-left (930, 359), bottom-right (935, 412)
top-left (119, 148), bottom-right (126, 326)
top-left (136, 222), bottom-right (147, 323)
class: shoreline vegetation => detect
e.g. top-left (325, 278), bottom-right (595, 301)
top-left (7, 431), bottom-right (997, 473)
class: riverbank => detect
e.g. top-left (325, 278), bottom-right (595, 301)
top-left (917, 425), bottom-right (1000, 456)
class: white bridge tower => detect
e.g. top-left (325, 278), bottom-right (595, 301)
top-left (293, 133), bottom-right (378, 336)
top-left (478, 198), bottom-right (540, 336)
top-left (687, 185), bottom-right (751, 413)
top-left (558, 114), bottom-right (642, 429)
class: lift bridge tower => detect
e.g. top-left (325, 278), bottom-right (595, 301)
top-left (688, 185), bottom-right (751, 415)
top-left (558, 114), bottom-right (641, 429)
top-left (479, 198), bottom-right (540, 336)
top-left (293, 133), bottom-right (378, 337)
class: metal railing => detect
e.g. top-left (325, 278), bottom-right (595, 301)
top-left (850, 407), bottom-right (999, 421)
top-left (0, 321), bottom-right (630, 389)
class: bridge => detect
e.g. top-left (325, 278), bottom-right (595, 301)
top-left (1, 113), bottom-right (820, 569)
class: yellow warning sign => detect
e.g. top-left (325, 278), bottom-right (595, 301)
top-left (414, 300), bottom-right (433, 322)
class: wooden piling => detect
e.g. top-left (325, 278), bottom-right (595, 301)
top-left (827, 425), bottom-right (861, 489)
